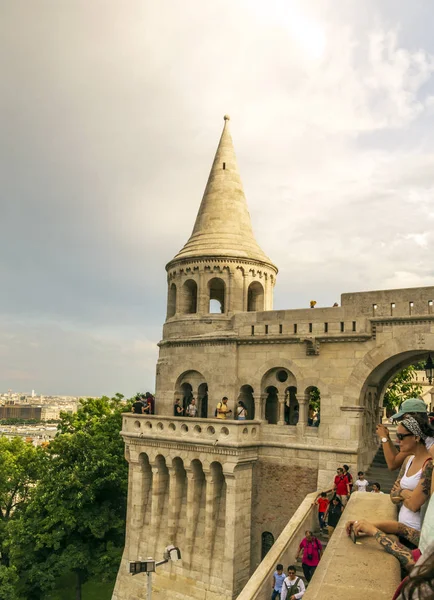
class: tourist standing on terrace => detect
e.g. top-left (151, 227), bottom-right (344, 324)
top-left (185, 398), bottom-right (198, 417)
top-left (174, 398), bottom-right (184, 416)
top-left (376, 398), bottom-right (434, 471)
top-left (314, 492), bottom-right (329, 532)
top-left (216, 397), bottom-right (232, 419)
top-left (333, 468), bottom-right (350, 506)
top-left (280, 565), bottom-right (305, 600)
top-left (325, 496), bottom-right (343, 537)
top-left (390, 415), bottom-right (433, 533)
top-left (236, 400), bottom-right (247, 420)
top-left (295, 530), bottom-right (322, 583)
top-left (354, 472), bottom-right (369, 492)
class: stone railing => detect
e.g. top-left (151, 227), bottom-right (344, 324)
top-left (237, 491), bottom-right (319, 600)
top-left (121, 414), bottom-right (261, 447)
top-left (304, 493), bottom-right (400, 600)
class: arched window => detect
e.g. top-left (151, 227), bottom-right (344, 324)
top-left (181, 279), bottom-right (198, 314)
top-left (198, 382), bottom-right (208, 418)
top-left (285, 386), bottom-right (298, 425)
top-left (306, 386), bottom-right (320, 427)
top-left (181, 382), bottom-right (193, 414)
top-left (167, 283), bottom-right (177, 318)
top-left (265, 386), bottom-right (278, 424)
top-left (208, 278), bottom-right (225, 313)
top-left (261, 531), bottom-right (274, 560)
top-left (238, 385), bottom-right (254, 419)
top-left (247, 281), bottom-right (264, 311)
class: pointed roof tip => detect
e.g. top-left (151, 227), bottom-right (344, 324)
top-left (168, 115), bottom-right (277, 271)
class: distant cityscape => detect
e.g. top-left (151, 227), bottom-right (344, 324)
top-left (0, 389), bottom-right (82, 446)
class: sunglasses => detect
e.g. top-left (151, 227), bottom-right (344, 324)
top-left (396, 432), bottom-right (414, 441)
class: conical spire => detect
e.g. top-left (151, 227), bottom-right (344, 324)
top-left (169, 116), bottom-right (276, 268)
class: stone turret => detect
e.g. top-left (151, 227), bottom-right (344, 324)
top-left (165, 116), bottom-right (277, 322)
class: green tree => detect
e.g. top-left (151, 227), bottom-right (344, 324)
top-left (383, 365), bottom-right (423, 413)
top-left (9, 396), bottom-right (131, 600)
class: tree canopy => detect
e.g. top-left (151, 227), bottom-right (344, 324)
top-left (383, 365), bottom-right (423, 413)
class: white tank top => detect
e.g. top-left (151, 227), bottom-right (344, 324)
top-left (398, 455), bottom-right (423, 530)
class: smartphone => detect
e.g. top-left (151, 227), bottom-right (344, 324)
top-left (349, 526), bottom-right (357, 544)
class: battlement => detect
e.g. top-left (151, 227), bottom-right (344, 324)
top-left (341, 285), bottom-right (434, 317)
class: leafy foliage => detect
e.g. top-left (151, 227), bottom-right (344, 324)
top-left (3, 395), bottom-right (131, 600)
top-left (383, 365), bottom-right (423, 412)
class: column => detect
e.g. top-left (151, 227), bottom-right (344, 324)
top-left (127, 459), bottom-right (152, 558)
top-left (296, 394), bottom-right (307, 436)
top-left (167, 464), bottom-right (185, 544)
top-left (264, 273), bottom-right (269, 310)
top-left (223, 465), bottom-right (254, 596)
top-left (226, 271), bottom-right (232, 314)
top-left (203, 469), bottom-right (219, 570)
top-left (260, 393), bottom-right (267, 421)
top-left (253, 394), bottom-right (262, 421)
top-left (198, 269), bottom-right (208, 314)
top-left (277, 391), bottom-right (285, 425)
top-left (184, 469), bottom-right (202, 566)
top-left (242, 273), bottom-right (248, 311)
top-left (150, 463), bottom-right (169, 554)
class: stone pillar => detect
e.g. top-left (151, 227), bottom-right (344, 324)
top-left (184, 469), bottom-right (203, 566)
top-left (227, 271), bottom-right (232, 314)
top-left (223, 465), bottom-right (254, 596)
top-left (260, 393), bottom-right (267, 421)
top-left (203, 468), bottom-right (220, 569)
top-left (296, 394), bottom-right (308, 437)
top-left (198, 270), bottom-right (208, 314)
top-left (167, 463), bottom-right (185, 544)
top-left (150, 463), bottom-right (169, 554)
top-left (243, 273), bottom-right (248, 311)
top-left (277, 392), bottom-right (285, 425)
top-left (253, 393), bottom-right (263, 422)
top-left (128, 459), bottom-right (152, 558)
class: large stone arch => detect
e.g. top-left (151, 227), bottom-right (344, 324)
top-left (256, 357), bottom-right (303, 392)
top-left (344, 331), bottom-right (434, 406)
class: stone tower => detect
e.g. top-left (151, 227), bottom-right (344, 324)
top-left (159, 116), bottom-right (278, 416)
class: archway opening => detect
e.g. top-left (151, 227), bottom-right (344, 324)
top-left (198, 382), bottom-right (208, 418)
top-left (306, 386), bottom-right (320, 427)
top-left (285, 386), bottom-right (298, 425)
top-left (167, 283), bottom-right (177, 318)
top-left (208, 278), bottom-right (225, 313)
top-left (261, 532), bottom-right (274, 560)
top-left (181, 382), bottom-right (193, 414)
top-left (182, 279), bottom-right (198, 314)
top-left (247, 281), bottom-right (264, 312)
top-left (265, 386), bottom-right (278, 424)
top-left (238, 385), bottom-right (254, 419)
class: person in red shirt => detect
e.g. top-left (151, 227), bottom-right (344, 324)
top-left (334, 467), bottom-right (350, 506)
top-left (314, 492), bottom-right (330, 532)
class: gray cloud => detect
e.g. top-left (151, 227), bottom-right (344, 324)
top-left (1, 0), bottom-right (434, 395)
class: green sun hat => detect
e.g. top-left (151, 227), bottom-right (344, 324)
top-left (391, 397), bottom-right (427, 421)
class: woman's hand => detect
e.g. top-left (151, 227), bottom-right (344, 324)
top-left (376, 424), bottom-right (390, 440)
top-left (345, 519), bottom-right (378, 537)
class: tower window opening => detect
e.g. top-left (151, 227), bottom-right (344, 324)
top-left (251, 325), bottom-right (255, 335)
top-left (265, 325), bottom-right (269, 334)
top-left (294, 324), bottom-right (297, 334)
top-left (391, 302), bottom-right (395, 316)
top-left (409, 301), bottom-right (414, 315)
top-left (340, 322), bottom-right (344, 332)
top-left (373, 304), bottom-right (377, 316)
top-left (247, 281), bottom-right (265, 311)
top-left (352, 321), bottom-right (356, 331)
top-left (279, 324), bottom-right (283, 334)
top-left (324, 322), bottom-right (328, 333)
top-left (223, 162), bottom-right (226, 170)
top-left (309, 323), bottom-right (313, 333)
top-left (208, 277), bottom-right (226, 313)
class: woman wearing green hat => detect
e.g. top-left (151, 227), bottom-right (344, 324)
top-left (376, 398), bottom-right (434, 471)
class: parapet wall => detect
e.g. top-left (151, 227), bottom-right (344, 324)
top-left (341, 285), bottom-right (434, 317)
top-left (304, 493), bottom-right (400, 600)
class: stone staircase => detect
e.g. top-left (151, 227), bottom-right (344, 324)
top-left (365, 443), bottom-right (398, 493)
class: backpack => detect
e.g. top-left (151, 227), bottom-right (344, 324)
top-left (214, 403), bottom-right (222, 417)
top-left (284, 577), bottom-right (301, 596)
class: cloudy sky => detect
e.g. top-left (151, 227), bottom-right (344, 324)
top-left (1, 0), bottom-right (434, 397)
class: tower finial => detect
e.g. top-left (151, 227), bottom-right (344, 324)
top-left (224, 114), bottom-right (230, 121)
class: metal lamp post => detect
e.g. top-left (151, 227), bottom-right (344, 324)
top-left (129, 545), bottom-right (182, 599)
top-left (425, 354), bottom-right (434, 385)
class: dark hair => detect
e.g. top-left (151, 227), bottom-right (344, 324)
top-left (222, 396), bottom-right (228, 400)
top-left (372, 482), bottom-right (381, 490)
top-left (337, 467), bottom-right (343, 473)
top-left (402, 413), bottom-right (434, 442)
top-left (321, 492), bottom-right (326, 497)
top-left (276, 564), bottom-right (283, 571)
top-left (332, 495), bottom-right (342, 506)
top-left (238, 400), bottom-right (247, 409)
top-left (400, 546), bottom-right (434, 599)
top-left (287, 565), bottom-right (297, 573)
top-left (358, 471), bottom-right (364, 476)
top-left (343, 464), bottom-right (350, 471)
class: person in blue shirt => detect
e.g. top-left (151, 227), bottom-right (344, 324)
top-left (272, 563), bottom-right (285, 599)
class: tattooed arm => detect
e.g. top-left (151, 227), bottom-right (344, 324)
top-left (390, 458), bottom-right (408, 505)
top-left (399, 460), bottom-right (433, 512)
top-left (373, 531), bottom-right (416, 572)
